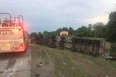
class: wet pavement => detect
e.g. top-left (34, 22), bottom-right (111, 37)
top-left (0, 48), bottom-right (31, 77)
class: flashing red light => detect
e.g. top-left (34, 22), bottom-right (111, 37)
top-left (20, 46), bottom-right (23, 49)
top-left (19, 43), bottom-right (24, 49)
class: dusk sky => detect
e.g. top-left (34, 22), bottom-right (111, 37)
top-left (0, 0), bottom-right (115, 33)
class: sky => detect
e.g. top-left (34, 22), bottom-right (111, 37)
top-left (0, 0), bottom-right (115, 33)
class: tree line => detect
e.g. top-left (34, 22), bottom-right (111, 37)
top-left (30, 10), bottom-right (116, 43)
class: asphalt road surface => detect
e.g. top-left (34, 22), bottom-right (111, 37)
top-left (0, 48), bottom-right (31, 77)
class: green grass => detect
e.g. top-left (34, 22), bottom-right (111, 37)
top-left (47, 48), bottom-right (92, 77)
top-left (31, 44), bottom-right (47, 58)
top-left (31, 44), bottom-right (116, 77)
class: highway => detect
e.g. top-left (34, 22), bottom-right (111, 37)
top-left (0, 48), bottom-right (31, 77)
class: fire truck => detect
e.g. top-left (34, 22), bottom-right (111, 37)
top-left (0, 13), bottom-right (28, 53)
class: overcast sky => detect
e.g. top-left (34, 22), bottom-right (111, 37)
top-left (0, 0), bottom-right (115, 33)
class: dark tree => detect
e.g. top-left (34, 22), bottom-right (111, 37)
top-left (106, 12), bottom-right (116, 42)
top-left (29, 32), bottom-right (38, 43)
top-left (93, 22), bottom-right (106, 38)
top-left (69, 27), bottom-right (74, 35)
top-left (62, 27), bottom-right (68, 31)
top-left (76, 26), bottom-right (89, 37)
top-left (43, 31), bottom-right (48, 35)
top-left (56, 28), bottom-right (62, 35)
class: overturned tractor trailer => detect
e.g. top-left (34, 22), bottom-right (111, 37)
top-left (70, 37), bottom-right (116, 59)
top-left (71, 38), bottom-right (105, 55)
top-left (0, 13), bottom-right (29, 53)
